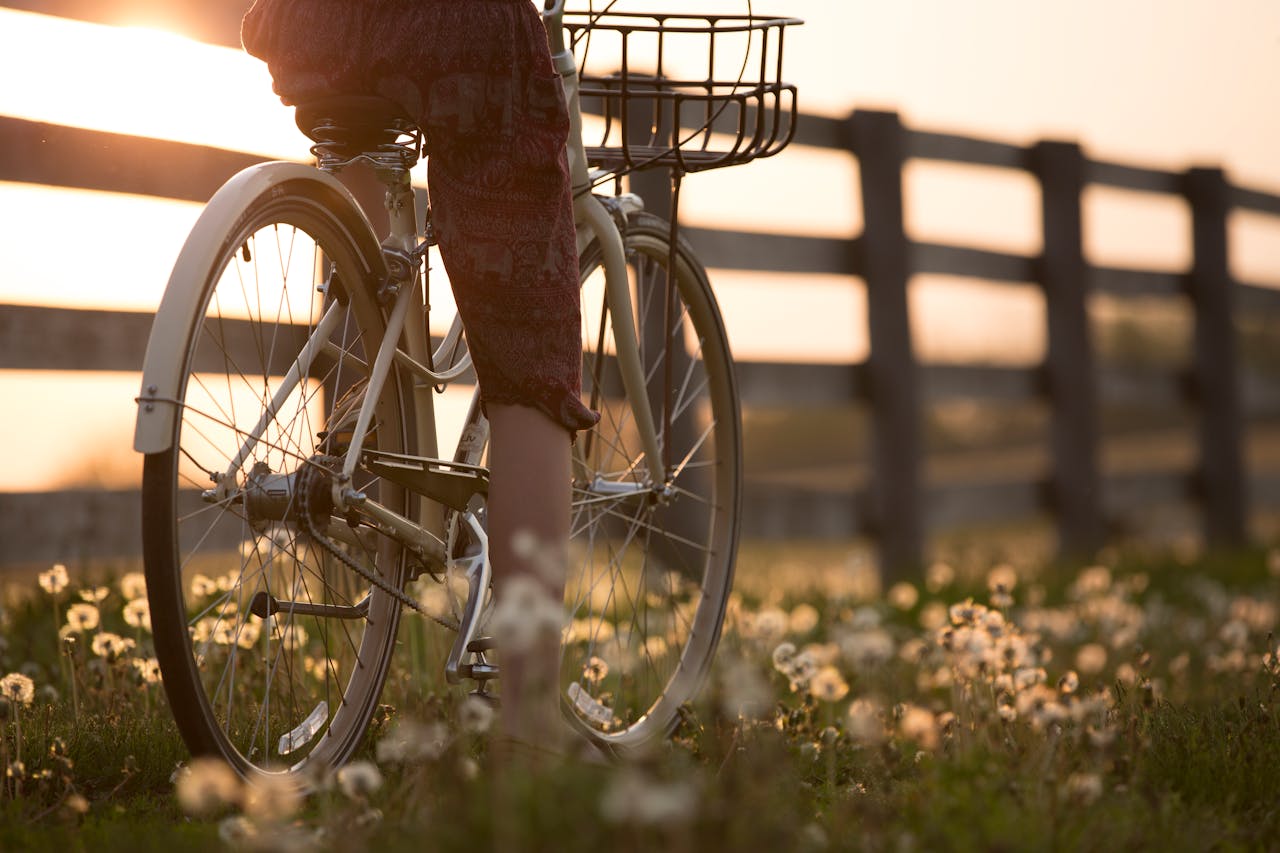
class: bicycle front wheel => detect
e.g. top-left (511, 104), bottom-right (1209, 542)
top-left (565, 211), bottom-right (742, 751)
top-left (140, 170), bottom-right (412, 780)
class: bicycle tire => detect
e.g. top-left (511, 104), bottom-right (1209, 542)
top-left (563, 210), bottom-right (742, 751)
top-left (141, 171), bottom-right (412, 780)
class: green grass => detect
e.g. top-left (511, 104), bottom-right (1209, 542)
top-left (1, 544), bottom-right (1278, 851)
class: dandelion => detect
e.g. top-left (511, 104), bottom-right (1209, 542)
top-left (1057, 670), bottom-right (1080, 695)
top-left (458, 695), bottom-right (495, 734)
top-left (1072, 565), bottom-right (1112, 598)
top-left (0, 672), bottom-right (35, 706)
top-left (243, 773), bottom-right (302, 821)
top-left (925, 561), bottom-right (955, 592)
top-left (987, 563), bottom-right (1018, 592)
top-left (190, 574), bottom-right (218, 598)
top-left (718, 656), bottom-right (772, 719)
top-left (64, 603), bottom-right (100, 633)
top-left (846, 699), bottom-right (885, 744)
top-left (1075, 643), bottom-right (1108, 675)
top-left (898, 704), bottom-right (939, 750)
top-left (38, 564), bottom-right (69, 595)
top-left (91, 632), bottom-right (135, 660)
top-left (788, 603), bottom-right (821, 635)
top-left (132, 657), bottom-right (162, 685)
top-left (887, 582), bottom-right (919, 611)
top-left (771, 642), bottom-right (797, 672)
top-left (582, 655), bottom-right (610, 685)
top-left (218, 816), bottom-right (258, 846)
top-left (600, 767), bottom-right (699, 826)
top-left (334, 760), bottom-right (384, 802)
top-left (119, 572), bottom-right (147, 601)
top-left (918, 602), bottom-right (949, 631)
top-left (751, 607), bottom-right (789, 642)
top-left (79, 586), bottom-right (109, 604)
top-left (175, 757), bottom-right (241, 816)
top-left (123, 598), bottom-right (152, 632)
top-left (489, 576), bottom-right (565, 653)
top-left (808, 666), bottom-right (849, 703)
top-left (375, 719), bottom-right (451, 764)
top-left (1063, 772), bottom-right (1103, 805)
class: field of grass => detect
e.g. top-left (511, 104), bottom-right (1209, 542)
top-left (1, 542), bottom-right (1278, 851)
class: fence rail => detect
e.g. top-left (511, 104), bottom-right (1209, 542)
top-left (2, 3), bottom-right (1280, 573)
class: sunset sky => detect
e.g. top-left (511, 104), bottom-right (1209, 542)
top-left (1, 1), bottom-right (1278, 490)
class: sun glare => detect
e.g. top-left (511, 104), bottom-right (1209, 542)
top-left (0, 8), bottom-right (305, 159)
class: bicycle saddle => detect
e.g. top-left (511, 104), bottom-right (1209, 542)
top-left (294, 95), bottom-right (418, 157)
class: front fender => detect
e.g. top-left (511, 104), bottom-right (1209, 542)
top-left (134, 162), bottom-right (380, 454)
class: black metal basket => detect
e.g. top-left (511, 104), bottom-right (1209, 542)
top-left (564, 10), bottom-right (801, 176)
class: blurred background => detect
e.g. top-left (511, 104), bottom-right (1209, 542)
top-left (2, 0), bottom-right (1279, 572)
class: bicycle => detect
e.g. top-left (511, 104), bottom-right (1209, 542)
top-left (133, 0), bottom-right (799, 781)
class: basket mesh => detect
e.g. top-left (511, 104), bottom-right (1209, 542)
top-left (565, 10), bottom-right (801, 175)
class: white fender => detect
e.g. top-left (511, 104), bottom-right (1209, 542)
top-left (133, 162), bottom-right (379, 454)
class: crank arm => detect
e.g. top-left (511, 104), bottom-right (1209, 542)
top-left (444, 512), bottom-right (495, 684)
top-left (248, 589), bottom-right (370, 620)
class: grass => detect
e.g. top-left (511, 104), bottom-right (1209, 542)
top-left (1, 543), bottom-right (1278, 851)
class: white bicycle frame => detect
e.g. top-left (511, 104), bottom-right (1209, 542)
top-left (133, 0), bottom-right (667, 682)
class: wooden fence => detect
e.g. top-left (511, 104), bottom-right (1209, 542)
top-left (3, 1), bottom-right (1280, 575)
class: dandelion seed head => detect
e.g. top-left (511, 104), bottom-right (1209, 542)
top-left (91, 632), bottom-right (135, 660)
top-left (119, 572), bottom-right (147, 601)
top-left (38, 564), bottom-right (69, 595)
top-left (986, 563), bottom-right (1018, 593)
top-left (718, 656), bottom-right (772, 719)
top-left (175, 757), bottom-right (241, 816)
top-left (808, 666), bottom-right (849, 702)
top-left (887, 582), bottom-right (919, 611)
top-left (898, 705), bottom-right (939, 750)
top-left (788, 603), bottom-right (821, 635)
top-left (925, 561), bottom-right (955, 592)
top-left (458, 695), bottom-right (495, 734)
top-left (0, 672), bottom-right (35, 706)
top-left (65, 603), bottom-right (100, 633)
top-left (1075, 643), bottom-right (1108, 675)
top-left (123, 598), bottom-right (152, 631)
top-left (374, 719), bottom-right (450, 764)
top-left (78, 586), bottom-right (109, 604)
top-left (336, 761), bottom-right (383, 801)
top-left (771, 642), bottom-right (797, 672)
top-left (846, 698), bottom-right (885, 744)
top-left (1063, 772), bottom-right (1103, 805)
top-left (243, 772), bottom-right (302, 821)
top-left (190, 574), bottom-right (218, 598)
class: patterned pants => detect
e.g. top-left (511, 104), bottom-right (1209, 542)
top-left (242, 0), bottom-right (598, 432)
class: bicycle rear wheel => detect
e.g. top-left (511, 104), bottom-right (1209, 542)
top-left (565, 211), bottom-right (742, 751)
top-left (140, 170), bottom-right (412, 780)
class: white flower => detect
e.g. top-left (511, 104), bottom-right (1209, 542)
top-left (65, 603), bottom-right (100, 633)
top-left (38, 564), bottom-right (69, 595)
top-left (600, 767), bottom-right (698, 826)
top-left (91, 632), bottom-right (135, 660)
top-left (336, 761), bottom-right (383, 800)
top-left (808, 666), bottom-right (849, 703)
top-left (458, 696), bottom-right (495, 735)
top-left (788, 603), bottom-right (820, 635)
top-left (0, 672), bottom-right (35, 706)
top-left (887, 582), bottom-right (919, 611)
top-left (119, 572), bottom-right (148, 601)
top-left (78, 586), bottom-right (109, 604)
top-left (174, 758), bottom-right (241, 816)
top-left (375, 719), bottom-right (450, 764)
top-left (846, 699), bottom-right (885, 745)
top-left (123, 598), bottom-right (152, 631)
top-left (489, 576), bottom-right (564, 654)
top-left (243, 772), bottom-right (302, 821)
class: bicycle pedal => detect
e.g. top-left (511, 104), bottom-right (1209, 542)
top-left (466, 636), bottom-right (497, 653)
top-left (459, 661), bottom-right (499, 681)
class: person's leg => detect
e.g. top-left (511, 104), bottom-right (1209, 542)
top-left (485, 402), bottom-right (571, 748)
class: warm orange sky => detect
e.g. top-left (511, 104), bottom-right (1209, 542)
top-left (1, 3), bottom-right (1278, 490)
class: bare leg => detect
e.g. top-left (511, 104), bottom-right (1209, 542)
top-left (486, 402), bottom-right (571, 748)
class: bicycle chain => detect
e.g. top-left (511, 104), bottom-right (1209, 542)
top-left (297, 458), bottom-right (457, 632)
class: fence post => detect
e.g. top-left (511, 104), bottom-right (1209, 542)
top-left (1185, 167), bottom-right (1248, 547)
top-left (848, 110), bottom-right (922, 578)
top-left (1032, 141), bottom-right (1105, 558)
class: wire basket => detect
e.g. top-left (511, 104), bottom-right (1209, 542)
top-left (564, 10), bottom-right (801, 176)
